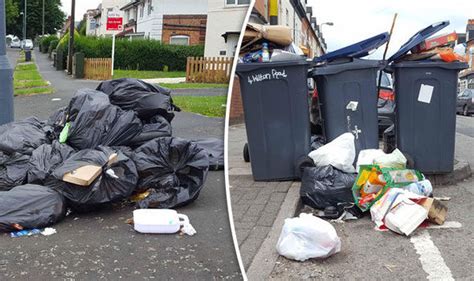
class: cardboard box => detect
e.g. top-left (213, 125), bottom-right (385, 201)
top-left (411, 32), bottom-right (458, 53)
top-left (245, 23), bottom-right (293, 46)
top-left (420, 198), bottom-right (448, 225)
top-left (384, 198), bottom-right (428, 236)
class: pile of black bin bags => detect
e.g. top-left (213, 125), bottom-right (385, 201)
top-left (0, 78), bottom-right (224, 232)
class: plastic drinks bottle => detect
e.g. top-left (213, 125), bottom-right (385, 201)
top-left (262, 43), bottom-right (270, 62)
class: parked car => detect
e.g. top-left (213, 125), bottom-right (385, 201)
top-left (456, 88), bottom-right (474, 116)
top-left (21, 39), bottom-right (33, 50)
top-left (10, 37), bottom-right (21, 48)
top-left (377, 71), bottom-right (395, 134)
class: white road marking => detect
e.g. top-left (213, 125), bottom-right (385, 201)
top-left (426, 221), bottom-right (462, 229)
top-left (410, 231), bottom-right (454, 281)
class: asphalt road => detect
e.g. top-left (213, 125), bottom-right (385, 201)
top-left (1, 49), bottom-right (240, 280)
top-left (271, 113), bottom-right (474, 280)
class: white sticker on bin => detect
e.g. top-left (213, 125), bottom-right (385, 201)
top-left (346, 101), bottom-right (359, 111)
top-left (418, 84), bottom-right (434, 104)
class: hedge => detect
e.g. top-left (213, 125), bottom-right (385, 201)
top-left (57, 35), bottom-right (203, 71)
top-left (39, 35), bottom-right (58, 54)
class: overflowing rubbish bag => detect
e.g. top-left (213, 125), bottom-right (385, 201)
top-left (133, 137), bottom-right (209, 209)
top-left (96, 78), bottom-right (180, 122)
top-left (300, 166), bottom-right (356, 211)
top-left (276, 213), bottom-right (341, 261)
top-left (126, 115), bottom-right (172, 148)
top-left (62, 89), bottom-right (142, 150)
top-left (27, 141), bottom-right (76, 185)
top-left (192, 138), bottom-right (224, 171)
top-left (309, 133), bottom-right (356, 173)
top-left (49, 146), bottom-right (138, 210)
top-left (0, 152), bottom-right (30, 191)
top-left (0, 117), bottom-right (50, 155)
top-left (0, 184), bottom-right (66, 232)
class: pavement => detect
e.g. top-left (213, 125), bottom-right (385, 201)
top-left (228, 114), bottom-right (474, 280)
top-left (1, 49), bottom-right (241, 280)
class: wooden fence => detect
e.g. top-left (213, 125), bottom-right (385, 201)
top-left (84, 58), bottom-right (112, 80)
top-left (186, 57), bottom-right (233, 83)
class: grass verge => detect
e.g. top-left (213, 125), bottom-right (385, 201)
top-left (13, 62), bottom-right (53, 96)
top-left (172, 95), bottom-right (227, 118)
top-left (113, 69), bottom-right (186, 79)
top-left (161, 83), bottom-right (228, 89)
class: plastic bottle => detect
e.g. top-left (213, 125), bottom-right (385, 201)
top-left (403, 179), bottom-right (433, 197)
top-left (262, 43), bottom-right (270, 62)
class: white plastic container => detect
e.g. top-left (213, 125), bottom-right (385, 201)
top-left (133, 209), bottom-right (190, 234)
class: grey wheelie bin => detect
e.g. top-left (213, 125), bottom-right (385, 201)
top-left (235, 59), bottom-right (311, 181)
top-left (387, 21), bottom-right (468, 174)
top-left (310, 33), bottom-right (389, 157)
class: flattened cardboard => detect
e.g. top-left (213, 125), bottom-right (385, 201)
top-left (62, 153), bottom-right (118, 186)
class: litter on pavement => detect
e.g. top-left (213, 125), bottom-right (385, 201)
top-left (276, 213), bottom-right (341, 262)
top-left (133, 209), bottom-right (196, 236)
top-left (0, 78), bottom-right (224, 235)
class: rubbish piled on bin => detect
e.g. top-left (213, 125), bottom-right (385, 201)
top-left (239, 23), bottom-right (305, 63)
top-left (276, 213), bottom-right (341, 261)
top-left (0, 78), bottom-right (218, 234)
top-left (308, 133), bottom-right (356, 173)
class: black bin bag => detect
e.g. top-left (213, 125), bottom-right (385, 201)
top-left (126, 115), bottom-right (172, 148)
top-left (192, 138), bottom-right (224, 171)
top-left (133, 137), bottom-right (209, 209)
top-left (65, 89), bottom-right (142, 150)
top-left (96, 78), bottom-right (180, 122)
top-left (300, 165), bottom-right (357, 210)
top-left (27, 141), bottom-right (76, 185)
top-left (50, 146), bottom-right (138, 210)
top-left (0, 152), bottom-right (30, 191)
top-left (0, 117), bottom-right (50, 155)
top-left (0, 184), bottom-right (66, 232)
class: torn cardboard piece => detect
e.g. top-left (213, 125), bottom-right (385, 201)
top-left (419, 197), bottom-right (448, 225)
top-left (62, 153), bottom-right (118, 186)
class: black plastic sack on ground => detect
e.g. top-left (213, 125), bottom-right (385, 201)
top-left (311, 135), bottom-right (326, 151)
top-left (27, 141), bottom-right (76, 185)
top-left (65, 89), bottom-right (142, 150)
top-left (126, 115), bottom-right (172, 148)
top-left (0, 184), bottom-right (66, 232)
top-left (50, 146), bottom-right (138, 210)
top-left (45, 107), bottom-right (68, 139)
top-left (96, 78), bottom-right (180, 122)
top-left (0, 152), bottom-right (30, 191)
top-left (0, 117), bottom-right (50, 155)
top-left (192, 138), bottom-right (224, 171)
top-left (300, 165), bottom-right (356, 210)
top-left (133, 137), bottom-right (209, 209)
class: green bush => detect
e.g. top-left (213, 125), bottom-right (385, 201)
top-left (48, 39), bottom-right (59, 57)
top-left (40, 35), bottom-right (58, 54)
top-left (58, 36), bottom-right (204, 71)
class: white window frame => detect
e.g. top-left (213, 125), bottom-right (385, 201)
top-left (225, 0), bottom-right (251, 7)
top-left (170, 35), bottom-right (190, 46)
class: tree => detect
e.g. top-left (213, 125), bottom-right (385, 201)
top-left (5, 0), bottom-right (19, 28)
top-left (6, 0), bottom-right (66, 38)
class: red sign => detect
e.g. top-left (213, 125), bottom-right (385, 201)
top-left (106, 12), bottom-right (123, 31)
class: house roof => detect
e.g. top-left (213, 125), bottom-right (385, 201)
top-left (121, 0), bottom-right (141, 11)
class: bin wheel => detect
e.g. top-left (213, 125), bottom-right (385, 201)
top-left (295, 156), bottom-right (314, 179)
top-left (403, 153), bottom-right (415, 169)
top-left (463, 105), bottom-right (469, 116)
top-left (243, 143), bottom-right (250, 163)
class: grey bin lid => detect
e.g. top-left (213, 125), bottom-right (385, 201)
top-left (236, 58), bottom-right (309, 74)
top-left (391, 60), bottom-right (468, 70)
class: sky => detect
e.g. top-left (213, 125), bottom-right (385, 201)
top-left (60, 0), bottom-right (101, 20)
top-left (307, 0), bottom-right (473, 58)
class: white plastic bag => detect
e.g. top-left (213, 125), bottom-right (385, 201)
top-left (356, 149), bottom-right (386, 172)
top-left (276, 213), bottom-right (341, 261)
top-left (308, 133), bottom-right (356, 173)
top-left (373, 149), bottom-right (407, 169)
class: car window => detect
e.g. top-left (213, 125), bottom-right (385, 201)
top-left (377, 71), bottom-right (392, 88)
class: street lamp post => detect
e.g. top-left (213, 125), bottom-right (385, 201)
top-left (0, 0), bottom-right (15, 125)
top-left (67, 0), bottom-right (75, 74)
top-left (42, 0), bottom-right (45, 36)
top-left (22, 0), bottom-right (26, 41)
top-left (320, 22), bottom-right (334, 33)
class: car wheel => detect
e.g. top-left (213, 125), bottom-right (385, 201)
top-left (243, 143), bottom-right (250, 163)
top-left (463, 105), bottom-right (468, 116)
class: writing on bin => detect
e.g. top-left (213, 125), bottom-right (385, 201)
top-left (247, 69), bottom-right (288, 85)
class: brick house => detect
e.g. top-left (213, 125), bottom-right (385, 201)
top-left (118, 0), bottom-right (207, 45)
top-left (460, 19), bottom-right (474, 90)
